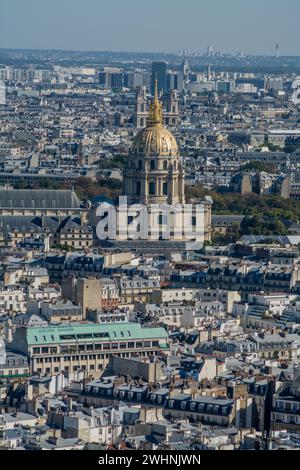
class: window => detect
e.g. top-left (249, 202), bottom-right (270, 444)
top-left (149, 182), bottom-right (155, 195)
top-left (150, 160), bottom-right (155, 170)
top-left (136, 181), bottom-right (141, 195)
top-left (163, 181), bottom-right (168, 195)
top-left (159, 213), bottom-right (168, 224)
top-left (163, 160), bottom-right (168, 170)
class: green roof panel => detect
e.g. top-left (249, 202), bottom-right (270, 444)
top-left (26, 322), bottom-right (167, 345)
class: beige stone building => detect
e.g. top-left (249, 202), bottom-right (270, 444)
top-left (10, 322), bottom-right (169, 376)
top-left (119, 80), bottom-right (212, 247)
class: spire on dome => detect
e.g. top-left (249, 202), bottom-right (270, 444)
top-left (147, 78), bottom-right (163, 126)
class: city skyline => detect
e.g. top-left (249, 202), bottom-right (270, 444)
top-left (2, 0), bottom-right (300, 458)
top-left (1, 0), bottom-right (300, 56)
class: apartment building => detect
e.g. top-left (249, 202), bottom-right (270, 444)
top-left (9, 322), bottom-right (169, 376)
top-left (271, 370), bottom-right (300, 434)
top-left (0, 286), bottom-right (26, 316)
top-left (116, 277), bottom-right (160, 304)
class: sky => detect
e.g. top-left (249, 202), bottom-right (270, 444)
top-left (1, 0), bottom-right (299, 55)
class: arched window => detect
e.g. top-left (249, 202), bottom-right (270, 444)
top-left (163, 181), bottom-right (168, 195)
top-left (150, 160), bottom-right (155, 170)
top-left (163, 160), bottom-right (168, 170)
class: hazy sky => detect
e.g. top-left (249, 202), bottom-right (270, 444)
top-left (1, 0), bottom-right (299, 55)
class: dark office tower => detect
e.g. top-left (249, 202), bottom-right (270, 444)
top-left (111, 72), bottom-right (123, 90)
top-left (151, 61), bottom-right (167, 96)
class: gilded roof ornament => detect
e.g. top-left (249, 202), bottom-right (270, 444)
top-left (147, 78), bottom-right (163, 126)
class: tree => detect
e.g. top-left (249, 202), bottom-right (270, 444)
top-left (240, 160), bottom-right (277, 173)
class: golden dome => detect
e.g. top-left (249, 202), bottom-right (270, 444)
top-left (132, 124), bottom-right (178, 156)
top-left (131, 79), bottom-right (178, 157)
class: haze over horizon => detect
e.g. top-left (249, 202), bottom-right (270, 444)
top-left (1, 0), bottom-right (300, 56)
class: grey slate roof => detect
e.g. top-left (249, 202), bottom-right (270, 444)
top-left (0, 215), bottom-right (91, 238)
top-left (0, 215), bottom-right (59, 233)
top-left (0, 189), bottom-right (82, 209)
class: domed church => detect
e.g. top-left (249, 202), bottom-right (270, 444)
top-left (96, 81), bottom-right (212, 252)
top-left (123, 80), bottom-right (185, 205)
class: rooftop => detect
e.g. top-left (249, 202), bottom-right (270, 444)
top-left (25, 321), bottom-right (168, 345)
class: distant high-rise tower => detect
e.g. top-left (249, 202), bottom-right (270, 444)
top-left (181, 59), bottom-right (190, 81)
top-left (0, 81), bottom-right (5, 105)
top-left (207, 64), bottom-right (211, 81)
top-left (276, 43), bottom-right (280, 58)
top-left (207, 45), bottom-right (214, 57)
top-left (151, 61), bottom-right (167, 96)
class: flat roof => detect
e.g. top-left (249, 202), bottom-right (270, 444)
top-left (26, 322), bottom-right (168, 345)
